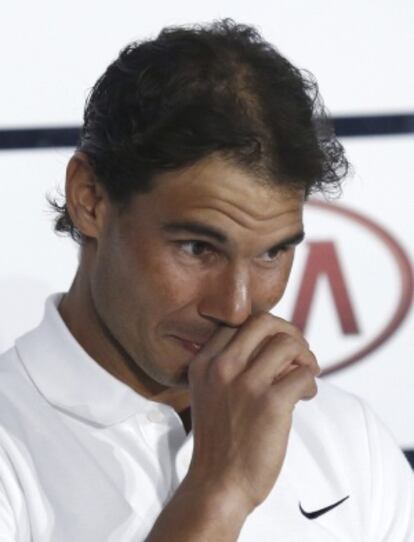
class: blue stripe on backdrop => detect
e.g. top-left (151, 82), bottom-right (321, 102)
top-left (0, 114), bottom-right (414, 150)
top-left (0, 127), bottom-right (81, 150)
top-left (405, 451), bottom-right (414, 469)
top-left (334, 113), bottom-right (414, 137)
top-left (0, 112), bottom-right (413, 468)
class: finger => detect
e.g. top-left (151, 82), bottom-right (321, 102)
top-left (197, 326), bottom-right (239, 359)
top-left (238, 333), bottom-right (319, 390)
top-left (275, 350), bottom-right (320, 381)
top-left (188, 326), bottom-right (239, 377)
top-left (270, 365), bottom-right (319, 409)
top-left (190, 313), bottom-right (308, 383)
top-left (208, 313), bottom-right (308, 380)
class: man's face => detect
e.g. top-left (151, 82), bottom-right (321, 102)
top-left (89, 154), bottom-right (305, 389)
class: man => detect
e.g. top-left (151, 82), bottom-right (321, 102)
top-left (0, 19), bottom-right (413, 541)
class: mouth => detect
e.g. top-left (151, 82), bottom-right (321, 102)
top-left (170, 335), bottom-right (206, 355)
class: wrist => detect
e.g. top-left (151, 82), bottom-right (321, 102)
top-left (147, 478), bottom-right (249, 542)
top-left (177, 474), bottom-right (254, 521)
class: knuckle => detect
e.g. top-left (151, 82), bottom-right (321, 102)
top-left (208, 355), bottom-right (234, 385)
top-left (271, 366), bottom-right (318, 405)
top-left (266, 313), bottom-right (304, 338)
top-left (261, 312), bottom-right (277, 326)
top-left (272, 332), bottom-right (301, 352)
top-left (248, 313), bottom-right (309, 349)
top-left (276, 321), bottom-right (308, 348)
top-left (236, 375), bottom-right (260, 397)
top-left (289, 330), bottom-right (309, 350)
top-left (287, 323), bottom-right (306, 342)
top-left (248, 312), bottom-right (273, 327)
top-left (298, 367), bottom-right (318, 399)
top-left (252, 311), bottom-right (279, 329)
top-left (223, 341), bottom-right (243, 363)
top-left (308, 351), bottom-right (321, 375)
top-left (249, 313), bottom-right (308, 348)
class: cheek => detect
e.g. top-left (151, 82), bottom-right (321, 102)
top-left (132, 245), bottom-right (202, 315)
top-left (257, 254), bottom-right (295, 309)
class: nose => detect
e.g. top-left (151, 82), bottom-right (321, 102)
top-left (197, 263), bottom-right (252, 327)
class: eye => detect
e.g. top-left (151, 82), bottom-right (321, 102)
top-left (178, 240), bottom-right (215, 257)
top-left (259, 245), bottom-right (290, 263)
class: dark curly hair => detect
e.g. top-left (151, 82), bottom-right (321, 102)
top-left (51, 18), bottom-right (349, 242)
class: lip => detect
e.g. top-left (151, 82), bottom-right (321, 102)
top-left (170, 336), bottom-right (206, 354)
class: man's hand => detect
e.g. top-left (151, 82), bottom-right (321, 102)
top-left (147, 313), bottom-right (319, 541)
top-left (185, 312), bottom-right (319, 510)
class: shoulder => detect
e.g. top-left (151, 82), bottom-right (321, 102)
top-left (294, 377), bottom-right (369, 433)
top-left (308, 376), bottom-right (364, 410)
top-left (291, 378), bottom-right (394, 479)
top-left (297, 377), bottom-right (401, 447)
top-left (0, 344), bottom-right (49, 436)
top-left (0, 342), bottom-right (35, 385)
top-left (0, 345), bottom-right (33, 399)
top-left (291, 377), bottom-right (413, 489)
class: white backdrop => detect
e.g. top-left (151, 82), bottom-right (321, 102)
top-left (1, 1), bottom-right (413, 449)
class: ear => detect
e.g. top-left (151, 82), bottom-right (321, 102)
top-left (65, 152), bottom-right (109, 239)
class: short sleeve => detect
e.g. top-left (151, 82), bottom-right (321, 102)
top-left (360, 398), bottom-right (414, 541)
top-left (0, 439), bottom-right (27, 542)
top-left (0, 478), bottom-right (17, 541)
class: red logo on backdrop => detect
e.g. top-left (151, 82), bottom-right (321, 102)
top-left (291, 200), bottom-right (414, 375)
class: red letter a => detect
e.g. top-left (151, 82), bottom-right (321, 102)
top-left (291, 242), bottom-right (360, 335)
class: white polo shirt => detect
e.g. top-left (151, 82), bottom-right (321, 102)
top-left (0, 293), bottom-right (413, 541)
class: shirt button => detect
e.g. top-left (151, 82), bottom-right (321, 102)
top-left (146, 410), bottom-right (165, 423)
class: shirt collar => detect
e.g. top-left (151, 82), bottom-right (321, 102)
top-left (15, 293), bottom-right (156, 427)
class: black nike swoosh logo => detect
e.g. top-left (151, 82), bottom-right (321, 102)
top-left (299, 495), bottom-right (350, 519)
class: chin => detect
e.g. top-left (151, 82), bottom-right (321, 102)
top-left (140, 353), bottom-right (190, 389)
top-left (157, 343), bottom-right (195, 385)
top-left (157, 363), bottom-right (190, 388)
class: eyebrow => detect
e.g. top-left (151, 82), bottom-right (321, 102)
top-left (161, 220), bottom-right (305, 250)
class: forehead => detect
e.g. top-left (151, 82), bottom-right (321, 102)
top-left (149, 157), bottom-right (304, 223)
top-left (124, 155), bottom-right (305, 240)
